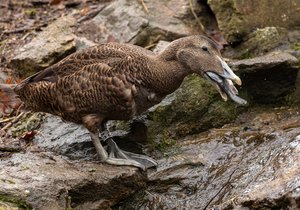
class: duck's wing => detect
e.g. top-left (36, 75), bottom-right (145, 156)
top-left (53, 63), bottom-right (137, 120)
top-left (15, 43), bottom-right (152, 89)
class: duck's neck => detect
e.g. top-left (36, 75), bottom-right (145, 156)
top-left (158, 61), bottom-right (189, 93)
top-left (145, 44), bottom-right (190, 96)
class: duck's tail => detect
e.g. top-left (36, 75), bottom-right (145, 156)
top-left (0, 83), bottom-right (17, 92)
top-left (0, 83), bottom-right (22, 113)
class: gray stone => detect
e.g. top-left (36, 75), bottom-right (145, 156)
top-left (33, 115), bottom-right (94, 160)
top-left (77, 0), bottom-right (201, 46)
top-left (230, 51), bottom-right (298, 73)
top-left (0, 151), bottom-right (146, 210)
top-left (75, 37), bottom-right (96, 51)
top-left (76, 0), bottom-right (148, 44)
top-left (9, 16), bottom-right (77, 76)
top-left (152, 41), bottom-right (170, 54)
top-left (139, 0), bottom-right (200, 44)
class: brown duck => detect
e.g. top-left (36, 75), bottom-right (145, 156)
top-left (14, 35), bottom-right (247, 170)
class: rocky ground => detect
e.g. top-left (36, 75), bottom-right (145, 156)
top-left (1, 0), bottom-right (300, 209)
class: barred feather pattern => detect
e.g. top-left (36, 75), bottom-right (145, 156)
top-left (14, 36), bottom-right (224, 130)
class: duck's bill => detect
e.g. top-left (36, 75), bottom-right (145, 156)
top-left (204, 71), bottom-right (247, 105)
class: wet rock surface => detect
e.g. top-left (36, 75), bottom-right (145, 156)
top-left (118, 107), bottom-right (300, 209)
top-left (33, 115), bottom-right (95, 160)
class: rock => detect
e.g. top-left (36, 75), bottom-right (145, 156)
top-left (76, 0), bottom-right (202, 46)
top-left (76, 0), bottom-right (148, 44)
top-left (32, 115), bottom-right (148, 160)
top-left (230, 51), bottom-right (298, 73)
top-left (137, 0), bottom-right (201, 45)
top-left (75, 37), bottom-right (96, 51)
top-left (118, 107), bottom-right (300, 209)
top-left (1, 115), bottom-right (146, 210)
top-left (146, 75), bottom-right (241, 154)
top-left (33, 115), bottom-right (95, 160)
top-left (229, 52), bottom-right (299, 104)
top-left (208, 0), bottom-right (300, 44)
top-left (9, 16), bottom-right (77, 76)
top-left (152, 40), bottom-right (170, 54)
top-left (225, 27), bottom-right (289, 59)
top-left (0, 151), bottom-right (146, 210)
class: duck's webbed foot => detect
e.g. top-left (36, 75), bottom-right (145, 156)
top-left (90, 132), bottom-right (156, 170)
top-left (106, 138), bottom-right (157, 169)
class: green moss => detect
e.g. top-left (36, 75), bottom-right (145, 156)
top-left (66, 195), bottom-right (72, 210)
top-left (147, 128), bottom-right (180, 156)
top-left (25, 9), bottom-right (36, 18)
top-left (146, 74), bottom-right (241, 154)
top-left (233, 27), bottom-right (288, 59)
top-left (291, 43), bottom-right (300, 52)
top-left (0, 195), bottom-right (32, 210)
top-left (9, 112), bottom-right (45, 138)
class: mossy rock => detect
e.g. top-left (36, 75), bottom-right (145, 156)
top-left (8, 112), bottom-right (45, 138)
top-left (146, 74), bottom-right (243, 153)
top-left (208, 0), bottom-right (300, 44)
top-left (0, 195), bottom-right (32, 210)
top-left (226, 27), bottom-right (289, 59)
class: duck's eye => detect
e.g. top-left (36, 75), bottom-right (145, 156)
top-left (202, 46), bottom-right (208, 51)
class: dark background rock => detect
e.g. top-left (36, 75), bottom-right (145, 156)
top-left (230, 52), bottom-right (299, 104)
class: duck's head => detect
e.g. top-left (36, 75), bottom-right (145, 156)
top-left (169, 35), bottom-right (247, 105)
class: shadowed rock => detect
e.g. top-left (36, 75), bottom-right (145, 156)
top-left (230, 52), bottom-right (299, 104)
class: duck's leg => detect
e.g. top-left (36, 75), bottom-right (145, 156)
top-left (106, 138), bottom-right (157, 169)
top-left (84, 115), bottom-right (156, 170)
top-left (100, 123), bottom-right (157, 169)
top-left (90, 131), bottom-right (147, 170)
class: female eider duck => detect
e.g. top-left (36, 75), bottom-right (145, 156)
top-left (14, 35), bottom-right (247, 170)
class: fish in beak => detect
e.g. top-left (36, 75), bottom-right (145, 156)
top-left (204, 56), bottom-right (247, 105)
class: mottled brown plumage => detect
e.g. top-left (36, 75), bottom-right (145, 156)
top-left (14, 35), bottom-right (246, 170)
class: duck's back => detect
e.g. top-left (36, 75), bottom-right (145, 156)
top-left (14, 42), bottom-right (157, 123)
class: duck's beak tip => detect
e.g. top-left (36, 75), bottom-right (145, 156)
top-left (235, 77), bottom-right (242, 86)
